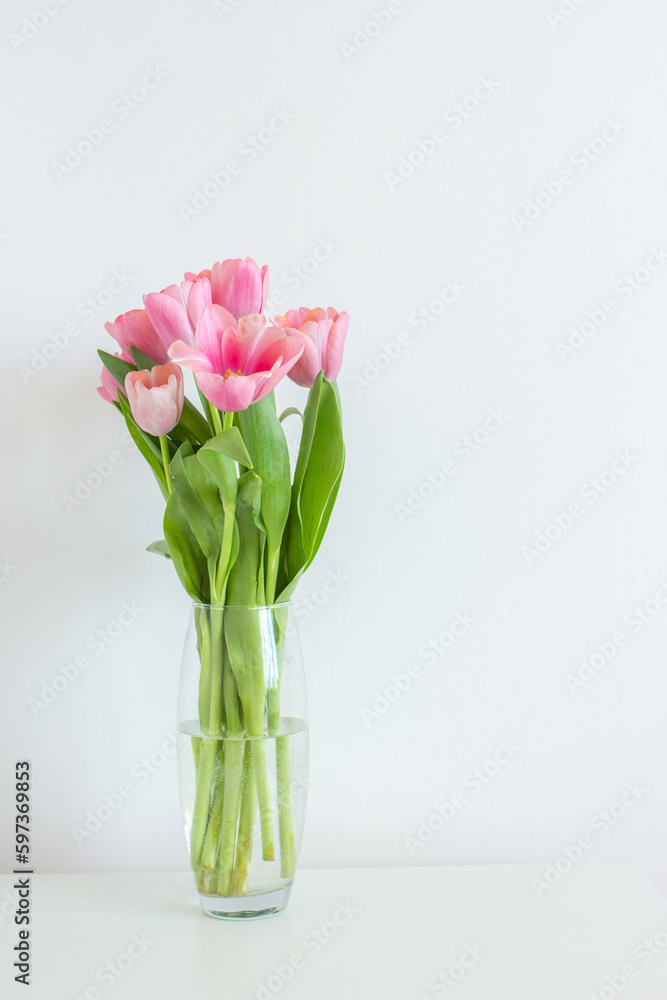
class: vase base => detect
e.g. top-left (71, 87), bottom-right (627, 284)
top-left (198, 884), bottom-right (292, 920)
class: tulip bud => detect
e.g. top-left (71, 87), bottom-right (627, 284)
top-left (125, 364), bottom-right (184, 436)
top-left (210, 257), bottom-right (269, 319)
top-left (105, 309), bottom-right (171, 364)
top-left (97, 351), bottom-right (133, 403)
top-left (274, 308), bottom-right (349, 387)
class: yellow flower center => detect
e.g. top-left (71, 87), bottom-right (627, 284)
top-left (223, 369), bottom-right (242, 381)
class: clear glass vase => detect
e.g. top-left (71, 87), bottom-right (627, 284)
top-left (177, 602), bottom-right (308, 919)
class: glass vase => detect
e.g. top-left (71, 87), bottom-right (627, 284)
top-left (177, 602), bottom-right (308, 919)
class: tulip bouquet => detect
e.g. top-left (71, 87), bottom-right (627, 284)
top-left (96, 257), bottom-right (346, 900)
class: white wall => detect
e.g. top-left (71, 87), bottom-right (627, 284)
top-left (2, 0), bottom-right (667, 892)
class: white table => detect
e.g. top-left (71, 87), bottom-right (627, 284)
top-left (2, 864), bottom-right (666, 999)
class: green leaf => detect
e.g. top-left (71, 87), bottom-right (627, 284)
top-left (237, 395), bottom-right (291, 600)
top-left (195, 437), bottom-right (243, 603)
top-left (310, 463), bottom-right (344, 560)
top-left (197, 437), bottom-right (239, 513)
top-left (227, 472), bottom-right (266, 606)
top-left (279, 407), bottom-right (302, 423)
top-left (116, 391), bottom-right (168, 499)
top-left (98, 349), bottom-right (136, 387)
top-left (129, 346), bottom-right (159, 370)
top-left (170, 443), bottom-right (225, 562)
top-left (200, 427), bottom-right (253, 470)
top-left (146, 539), bottom-right (172, 559)
top-left (178, 400), bottom-right (210, 445)
top-left (280, 375), bottom-right (345, 595)
top-left (164, 493), bottom-right (209, 602)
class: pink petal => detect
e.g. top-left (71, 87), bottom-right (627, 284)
top-left (260, 265), bottom-right (270, 312)
top-left (97, 384), bottom-right (115, 403)
top-left (219, 325), bottom-right (242, 372)
top-left (253, 333), bottom-right (304, 399)
top-left (161, 283), bottom-right (185, 304)
top-left (238, 314), bottom-right (275, 371)
top-left (186, 276), bottom-right (212, 330)
top-left (105, 310), bottom-right (169, 363)
top-left (144, 292), bottom-right (193, 347)
top-left (305, 307), bottom-right (327, 323)
top-left (134, 383), bottom-right (180, 436)
top-left (286, 329), bottom-right (321, 388)
top-left (324, 311), bottom-right (348, 381)
top-left (196, 371), bottom-right (257, 412)
top-left (211, 258), bottom-right (264, 318)
top-left (168, 340), bottom-right (214, 374)
top-left (125, 366), bottom-right (184, 435)
top-left (195, 304), bottom-right (240, 373)
top-left (287, 307), bottom-right (311, 328)
top-left (97, 357), bottom-right (126, 403)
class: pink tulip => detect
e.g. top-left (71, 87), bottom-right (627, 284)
top-left (274, 307), bottom-right (348, 387)
top-left (97, 351), bottom-right (132, 403)
top-left (143, 258), bottom-right (268, 347)
top-left (168, 304), bottom-right (303, 412)
top-left (143, 277), bottom-right (211, 350)
top-left (105, 309), bottom-right (174, 364)
top-left (125, 364), bottom-right (184, 436)
top-left (210, 257), bottom-right (269, 319)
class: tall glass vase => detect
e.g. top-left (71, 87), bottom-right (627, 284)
top-left (177, 602), bottom-right (308, 919)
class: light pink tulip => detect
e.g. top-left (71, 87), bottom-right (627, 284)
top-left (143, 258), bottom-right (268, 347)
top-left (210, 257), bottom-right (269, 319)
top-left (97, 351), bottom-right (132, 403)
top-left (105, 309), bottom-right (174, 364)
top-left (169, 304), bottom-right (303, 412)
top-left (125, 364), bottom-right (184, 436)
top-left (274, 307), bottom-right (348, 387)
top-left (143, 277), bottom-right (211, 350)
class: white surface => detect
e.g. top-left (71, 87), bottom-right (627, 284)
top-left (2, 0), bottom-right (667, 887)
top-left (2, 865), bottom-right (667, 999)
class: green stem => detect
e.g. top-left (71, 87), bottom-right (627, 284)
top-left (189, 738), bottom-right (217, 866)
top-left (267, 687), bottom-right (280, 736)
top-left (194, 606), bottom-right (211, 730)
top-left (211, 406), bottom-right (223, 436)
top-left (251, 738), bottom-right (275, 861)
top-left (223, 410), bottom-right (234, 432)
top-left (200, 650), bottom-right (241, 872)
top-left (241, 665), bottom-right (275, 862)
top-left (196, 385), bottom-right (216, 437)
top-left (268, 608), bottom-right (295, 877)
top-left (190, 607), bottom-right (225, 875)
top-left (276, 735), bottom-right (296, 877)
top-left (191, 736), bottom-right (201, 774)
top-left (215, 737), bottom-right (245, 893)
top-left (198, 741), bottom-right (225, 872)
top-left (159, 436), bottom-right (172, 494)
top-left (207, 607), bottom-right (224, 734)
top-left (264, 544), bottom-right (280, 606)
top-left (232, 742), bottom-right (257, 894)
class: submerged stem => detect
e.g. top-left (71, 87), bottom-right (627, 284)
top-left (232, 743), bottom-right (257, 894)
top-left (276, 735), bottom-right (296, 877)
top-left (215, 737), bottom-right (245, 893)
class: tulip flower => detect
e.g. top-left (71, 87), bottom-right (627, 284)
top-left (168, 304), bottom-right (303, 412)
top-left (209, 257), bottom-right (269, 319)
top-left (125, 364), bottom-right (184, 437)
top-left (143, 277), bottom-right (212, 350)
top-left (143, 258), bottom-right (269, 349)
top-left (105, 309), bottom-right (174, 364)
top-left (97, 351), bottom-right (132, 403)
top-left (274, 308), bottom-right (348, 387)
